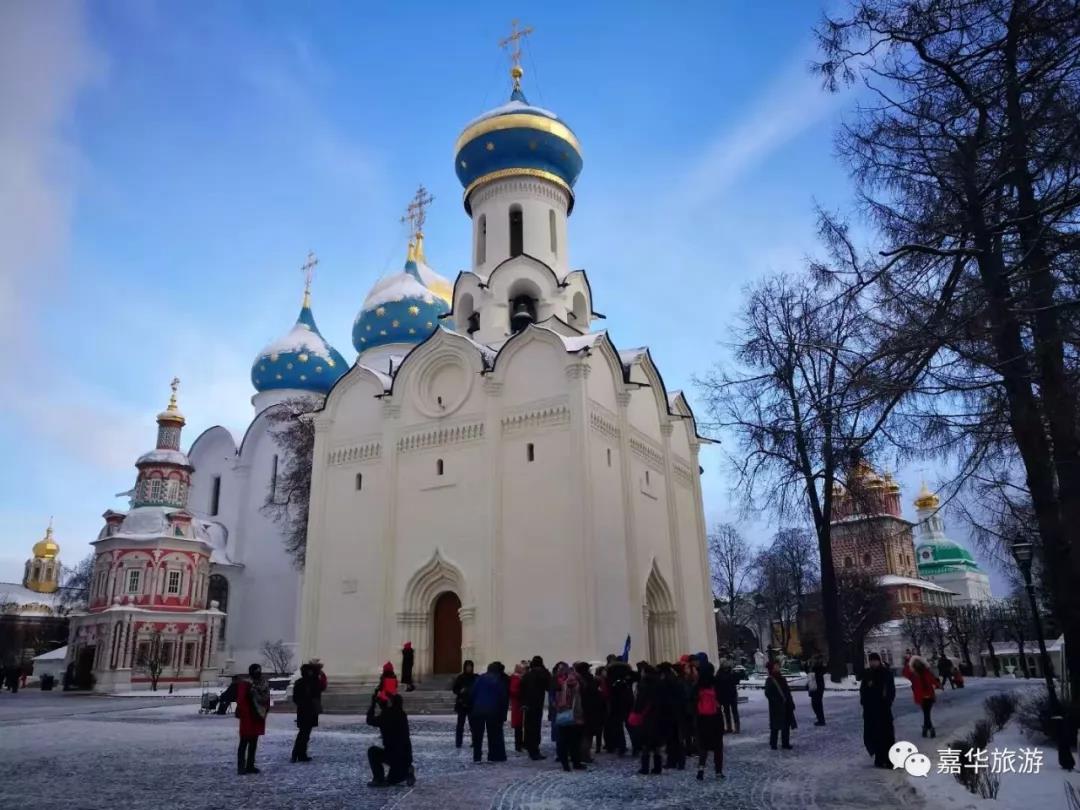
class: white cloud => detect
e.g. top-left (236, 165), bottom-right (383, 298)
top-left (0, 2), bottom-right (103, 361)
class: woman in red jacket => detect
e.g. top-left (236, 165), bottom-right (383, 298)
top-left (509, 662), bottom-right (526, 752)
top-left (236, 663), bottom-right (271, 774)
top-left (902, 655), bottom-right (940, 738)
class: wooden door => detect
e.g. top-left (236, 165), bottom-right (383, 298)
top-left (432, 592), bottom-right (462, 674)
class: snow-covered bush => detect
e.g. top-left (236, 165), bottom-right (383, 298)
top-left (985, 692), bottom-right (1018, 731)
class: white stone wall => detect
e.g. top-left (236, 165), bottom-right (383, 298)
top-left (188, 408), bottom-right (304, 673)
top-left (300, 326), bottom-right (716, 680)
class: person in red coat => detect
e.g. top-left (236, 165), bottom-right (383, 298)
top-left (902, 654), bottom-right (940, 738)
top-left (236, 663), bottom-right (271, 774)
top-left (509, 663), bottom-right (525, 752)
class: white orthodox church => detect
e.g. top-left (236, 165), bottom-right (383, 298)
top-left (299, 64), bottom-right (717, 682)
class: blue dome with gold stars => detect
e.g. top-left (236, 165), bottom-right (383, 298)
top-left (454, 75), bottom-right (583, 214)
top-left (353, 241), bottom-right (451, 355)
top-left (251, 293), bottom-right (348, 394)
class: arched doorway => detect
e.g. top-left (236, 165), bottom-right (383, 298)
top-left (431, 592), bottom-right (462, 674)
top-left (208, 574), bottom-right (229, 642)
top-left (645, 562), bottom-right (678, 663)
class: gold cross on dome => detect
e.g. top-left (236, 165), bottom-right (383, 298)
top-left (301, 251), bottom-right (319, 294)
top-left (168, 377), bottom-right (180, 411)
top-left (400, 185), bottom-right (435, 238)
top-left (500, 19), bottom-right (533, 70)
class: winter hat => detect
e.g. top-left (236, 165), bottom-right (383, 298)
top-left (403, 642), bottom-right (413, 651)
top-left (383, 661), bottom-right (395, 674)
top-left (531, 655), bottom-right (544, 668)
top-left (868, 652), bottom-right (881, 662)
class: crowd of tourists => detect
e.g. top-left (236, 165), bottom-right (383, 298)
top-left (219, 643), bottom-right (958, 787)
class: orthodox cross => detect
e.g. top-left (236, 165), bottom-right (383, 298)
top-left (400, 185), bottom-right (435, 239)
top-left (500, 19), bottom-right (533, 69)
top-left (301, 251), bottom-right (319, 296)
top-left (168, 376), bottom-right (180, 410)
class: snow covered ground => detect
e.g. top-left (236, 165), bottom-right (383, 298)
top-left (0, 677), bottom-right (1056, 809)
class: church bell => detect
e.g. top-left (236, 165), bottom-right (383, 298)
top-left (510, 295), bottom-right (536, 333)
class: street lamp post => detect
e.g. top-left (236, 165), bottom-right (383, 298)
top-left (1011, 540), bottom-right (1075, 771)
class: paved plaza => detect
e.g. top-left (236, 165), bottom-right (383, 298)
top-left (0, 679), bottom-right (1030, 809)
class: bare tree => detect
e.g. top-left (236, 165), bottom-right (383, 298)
top-left (135, 630), bottom-right (166, 692)
top-left (57, 553), bottom-right (93, 613)
top-left (261, 639), bottom-right (295, 676)
top-left (1001, 595), bottom-right (1033, 679)
top-left (707, 524), bottom-right (756, 650)
top-left (817, 0), bottom-right (1080, 699)
top-left (945, 605), bottom-right (978, 672)
top-left (900, 607), bottom-right (931, 656)
top-left (773, 528), bottom-right (820, 649)
top-left (262, 397), bottom-right (320, 568)
top-left (753, 547), bottom-right (798, 654)
top-left (975, 602), bottom-right (1004, 677)
top-left (836, 571), bottom-right (891, 670)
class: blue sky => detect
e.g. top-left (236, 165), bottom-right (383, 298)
top-left (0, 1), bottom-right (1009, 592)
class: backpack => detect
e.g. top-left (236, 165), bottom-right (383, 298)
top-left (696, 686), bottom-right (719, 716)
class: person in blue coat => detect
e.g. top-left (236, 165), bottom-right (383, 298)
top-left (469, 662), bottom-right (509, 762)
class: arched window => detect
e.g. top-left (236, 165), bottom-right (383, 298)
top-left (863, 552), bottom-right (872, 566)
top-left (355, 473), bottom-right (363, 491)
top-left (606, 448), bottom-right (612, 467)
top-left (843, 556), bottom-right (853, 568)
top-left (549, 209), bottom-right (557, 256)
top-left (509, 205), bottom-right (523, 257)
top-left (436, 459), bottom-right (444, 476)
top-left (476, 215), bottom-right (487, 265)
top-left (148, 478), bottom-right (165, 503)
top-left (527, 443), bottom-right (535, 462)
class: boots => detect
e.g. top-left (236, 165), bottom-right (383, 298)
top-left (651, 752), bottom-right (663, 775)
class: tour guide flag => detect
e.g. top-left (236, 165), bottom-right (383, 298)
top-left (621, 635), bottom-right (631, 662)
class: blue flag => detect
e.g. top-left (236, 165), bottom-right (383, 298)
top-left (620, 634), bottom-right (631, 662)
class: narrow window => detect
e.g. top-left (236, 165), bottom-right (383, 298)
top-left (436, 458), bottom-right (444, 476)
top-left (136, 642), bottom-right (150, 666)
top-left (355, 472), bottom-right (363, 491)
top-left (527, 443), bottom-right (535, 462)
top-left (183, 643), bottom-right (196, 667)
top-left (467, 312), bottom-right (480, 335)
top-left (645, 470), bottom-right (650, 486)
top-left (606, 448), bottom-right (612, 467)
top-left (476, 214), bottom-right (487, 265)
top-left (210, 475), bottom-right (221, 516)
top-left (509, 205), bottom-right (523, 257)
top-left (549, 209), bottom-right (557, 255)
top-left (167, 570), bottom-right (181, 595)
top-left (270, 454), bottom-right (278, 500)
top-left (127, 569), bottom-right (141, 594)
top-left (843, 556), bottom-right (853, 568)
top-left (160, 642), bottom-right (173, 667)
top-left (863, 552), bottom-right (871, 566)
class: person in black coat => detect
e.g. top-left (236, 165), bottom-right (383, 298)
top-left (451, 660), bottom-right (477, 749)
top-left (633, 665), bottom-right (666, 775)
top-left (401, 643), bottom-right (416, 692)
top-left (809, 655), bottom-right (827, 726)
top-left (366, 691), bottom-right (415, 787)
top-left (520, 656), bottom-right (552, 760)
top-left (764, 662), bottom-right (795, 750)
top-left (291, 663), bottom-right (323, 762)
top-left (715, 661), bottom-right (740, 733)
top-left (860, 652), bottom-right (896, 768)
top-left (575, 662), bottom-right (604, 762)
top-left (660, 663), bottom-right (687, 770)
top-left (603, 657), bottom-right (636, 755)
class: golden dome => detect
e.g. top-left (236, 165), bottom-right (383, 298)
top-left (884, 472), bottom-right (901, 493)
top-left (32, 522), bottom-right (60, 560)
top-left (914, 482), bottom-right (940, 510)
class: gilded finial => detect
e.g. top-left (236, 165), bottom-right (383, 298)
top-left (500, 19), bottom-right (533, 89)
top-left (167, 377), bottom-right (180, 412)
top-left (414, 231), bottom-right (426, 263)
top-left (47, 516), bottom-right (54, 539)
top-left (301, 251), bottom-right (318, 308)
top-left (401, 185), bottom-right (435, 242)
top-left (406, 240), bottom-right (417, 263)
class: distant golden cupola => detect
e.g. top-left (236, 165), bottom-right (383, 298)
top-left (25, 521), bottom-right (61, 593)
top-left (913, 482), bottom-right (940, 510)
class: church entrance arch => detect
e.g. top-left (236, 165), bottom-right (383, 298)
top-left (644, 561), bottom-right (678, 663)
top-left (432, 592), bottom-right (462, 674)
top-left (398, 550), bottom-right (474, 680)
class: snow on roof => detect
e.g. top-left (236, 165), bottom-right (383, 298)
top-left (0, 583), bottom-right (64, 613)
top-left (879, 574), bottom-right (953, 593)
top-left (558, 331), bottom-right (602, 352)
top-left (668, 390), bottom-right (683, 408)
top-left (136, 448), bottom-right (192, 467)
top-left (99, 506), bottom-right (213, 547)
top-left (355, 363), bottom-right (394, 391)
top-left (257, 321), bottom-right (338, 362)
top-left (35, 645), bottom-right (67, 661)
top-left (464, 99), bottom-right (560, 129)
top-left (360, 272), bottom-right (438, 313)
top-left (619, 347), bottom-right (648, 366)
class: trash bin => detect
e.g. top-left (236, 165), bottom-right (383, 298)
top-left (40, 674), bottom-right (56, 691)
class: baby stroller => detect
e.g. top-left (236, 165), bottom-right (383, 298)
top-left (199, 681), bottom-right (220, 714)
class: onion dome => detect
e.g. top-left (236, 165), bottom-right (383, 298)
top-left (251, 286), bottom-right (347, 394)
top-left (913, 482), bottom-right (940, 510)
top-left (352, 240), bottom-right (451, 355)
top-left (916, 539), bottom-right (981, 574)
top-left (32, 520), bottom-right (60, 560)
top-left (454, 66), bottom-right (583, 213)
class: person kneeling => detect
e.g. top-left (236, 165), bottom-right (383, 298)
top-left (366, 691), bottom-right (416, 788)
